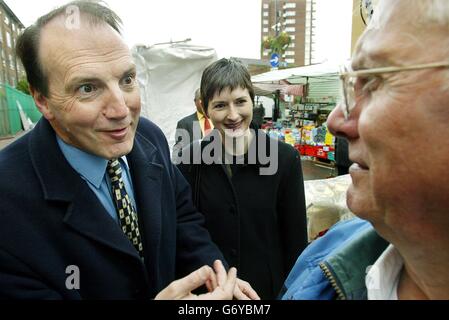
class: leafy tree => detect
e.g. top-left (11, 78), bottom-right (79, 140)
top-left (16, 78), bottom-right (30, 95)
top-left (261, 32), bottom-right (292, 63)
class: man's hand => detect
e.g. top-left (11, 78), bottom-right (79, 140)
top-left (204, 270), bottom-right (260, 300)
top-left (155, 260), bottom-right (236, 300)
top-left (234, 279), bottom-right (261, 300)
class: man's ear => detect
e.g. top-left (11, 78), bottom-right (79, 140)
top-left (30, 86), bottom-right (54, 120)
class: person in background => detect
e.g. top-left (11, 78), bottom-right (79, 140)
top-left (0, 0), bottom-right (257, 300)
top-left (252, 102), bottom-right (265, 129)
top-left (177, 58), bottom-right (308, 299)
top-left (334, 136), bottom-right (352, 175)
top-left (173, 88), bottom-right (213, 154)
top-left (281, 0), bottom-right (449, 300)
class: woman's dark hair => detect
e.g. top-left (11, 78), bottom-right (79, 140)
top-left (16, 0), bottom-right (122, 97)
top-left (200, 58), bottom-right (255, 113)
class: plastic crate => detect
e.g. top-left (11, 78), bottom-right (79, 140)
top-left (294, 144), bottom-right (299, 152)
top-left (305, 145), bottom-right (317, 157)
top-left (316, 146), bottom-right (328, 159)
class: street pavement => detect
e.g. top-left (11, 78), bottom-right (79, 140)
top-left (0, 131), bottom-right (28, 150)
top-left (301, 159), bottom-right (335, 181)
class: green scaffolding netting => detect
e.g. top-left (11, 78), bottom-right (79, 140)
top-left (0, 84), bottom-right (41, 137)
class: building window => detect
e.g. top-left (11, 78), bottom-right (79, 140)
top-left (283, 11), bottom-right (296, 18)
top-left (12, 24), bottom-right (15, 32)
top-left (4, 15), bottom-right (9, 25)
top-left (263, 3), bottom-right (269, 9)
top-left (290, 43), bottom-right (295, 48)
top-left (263, 28), bottom-right (268, 33)
top-left (9, 54), bottom-right (14, 69)
top-left (285, 27), bottom-right (296, 32)
top-left (286, 58), bottom-right (295, 64)
top-left (6, 32), bottom-right (12, 48)
top-left (285, 19), bottom-right (296, 25)
top-left (263, 12), bottom-right (269, 17)
top-left (290, 35), bottom-right (295, 40)
top-left (263, 20), bottom-right (268, 25)
top-left (284, 3), bottom-right (297, 9)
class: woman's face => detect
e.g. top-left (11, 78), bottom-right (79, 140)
top-left (206, 86), bottom-right (253, 139)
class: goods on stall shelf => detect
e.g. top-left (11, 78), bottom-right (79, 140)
top-left (263, 123), bottom-right (336, 162)
top-left (295, 144), bottom-right (335, 160)
top-left (266, 127), bottom-right (302, 145)
top-left (301, 123), bottom-right (334, 146)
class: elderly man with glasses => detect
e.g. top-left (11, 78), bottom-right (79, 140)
top-left (280, 0), bottom-right (449, 300)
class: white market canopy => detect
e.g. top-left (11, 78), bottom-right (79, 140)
top-left (251, 61), bottom-right (341, 83)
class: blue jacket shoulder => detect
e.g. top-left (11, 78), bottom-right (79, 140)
top-left (280, 218), bottom-right (372, 300)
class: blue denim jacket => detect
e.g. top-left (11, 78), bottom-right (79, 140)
top-left (280, 218), bottom-right (389, 300)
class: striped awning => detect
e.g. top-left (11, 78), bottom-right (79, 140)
top-left (254, 83), bottom-right (305, 97)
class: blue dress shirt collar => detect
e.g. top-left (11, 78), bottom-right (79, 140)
top-left (56, 136), bottom-right (129, 188)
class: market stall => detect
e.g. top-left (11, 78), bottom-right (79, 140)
top-left (304, 174), bottom-right (354, 242)
top-left (251, 62), bottom-right (342, 164)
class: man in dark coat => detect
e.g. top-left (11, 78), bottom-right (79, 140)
top-left (252, 103), bottom-right (266, 129)
top-left (0, 117), bottom-right (226, 299)
top-left (173, 89), bottom-right (213, 154)
top-left (0, 0), bottom-right (256, 300)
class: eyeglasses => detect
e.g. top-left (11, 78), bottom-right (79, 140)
top-left (339, 61), bottom-right (449, 119)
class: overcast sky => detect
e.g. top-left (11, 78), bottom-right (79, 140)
top-left (6, 0), bottom-right (353, 62)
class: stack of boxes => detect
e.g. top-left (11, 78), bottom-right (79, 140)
top-left (295, 124), bottom-right (335, 161)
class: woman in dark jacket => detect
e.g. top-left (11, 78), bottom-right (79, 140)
top-left (176, 58), bottom-right (307, 299)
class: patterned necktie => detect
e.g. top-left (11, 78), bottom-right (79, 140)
top-left (107, 159), bottom-right (144, 258)
top-left (204, 116), bottom-right (212, 136)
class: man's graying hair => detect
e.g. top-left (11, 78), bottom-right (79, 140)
top-left (421, 0), bottom-right (449, 26)
top-left (371, 0), bottom-right (449, 29)
top-left (200, 58), bottom-right (255, 114)
top-left (423, 0), bottom-right (449, 88)
top-left (366, 0), bottom-right (449, 90)
top-left (16, 0), bottom-right (122, 97)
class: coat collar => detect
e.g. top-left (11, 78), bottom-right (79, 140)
top-left (29, 118), bottom-right (163, 274)
top-left (29, 118), bottom-right (85, 202)
top-left (323, 226), bottom-right (389, 300)
top-left (29, 118), bottom-right (160, 199)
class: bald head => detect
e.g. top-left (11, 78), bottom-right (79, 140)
top-left (16, 0), bottom-right (123, 97)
